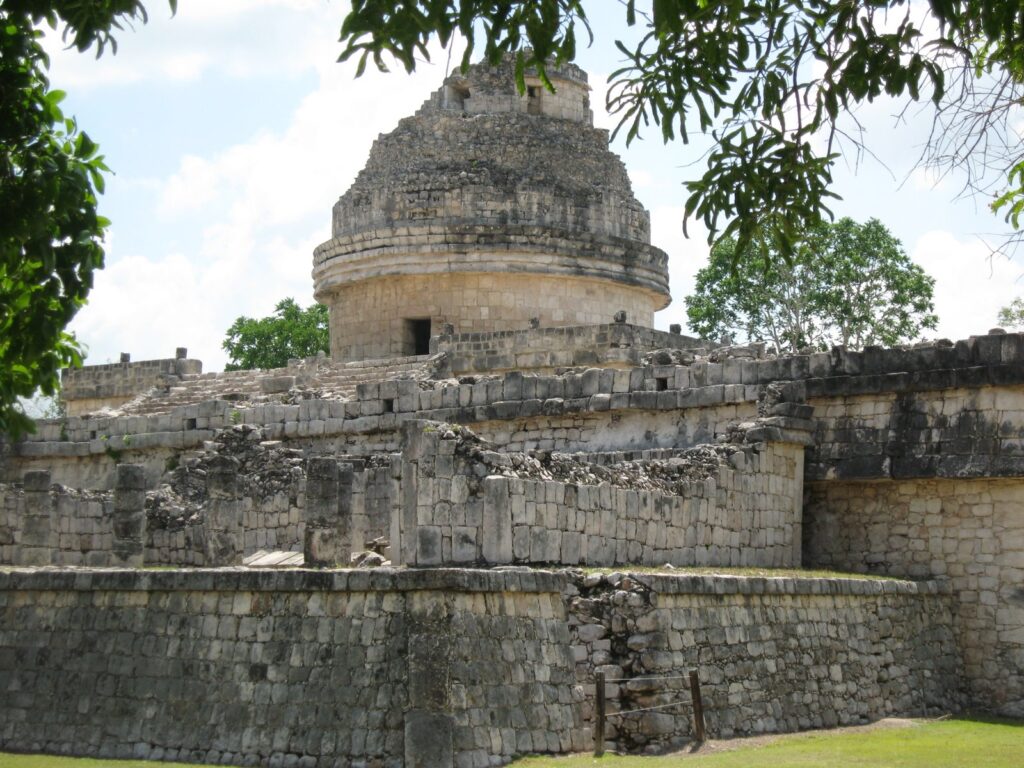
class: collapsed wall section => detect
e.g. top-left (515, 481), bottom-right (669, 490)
top-left (567, 573), bottom-right (960, 753)
top-left (392, 419), bottom-right (809, 569)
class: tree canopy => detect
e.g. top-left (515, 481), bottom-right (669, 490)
top-left (997, 298), bottom-right (1024, 330)
top-left (0, 1), bottom-right (174, 437)
top-left (685, 218), bottom-right (938, 354)
top-left (222, 299), bottom-right (330, 371)
top-left (339, 1), bottom-right (1024, 258)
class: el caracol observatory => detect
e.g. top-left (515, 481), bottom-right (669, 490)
top-left (312, 57), bottom-right (671, 362)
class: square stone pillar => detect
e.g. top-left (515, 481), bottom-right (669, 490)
top-left (205, 456), bottom-right (242, 566)
top-left (18, 470), bottom-right (53, 566)
top-left (112, 464), bottom-right (146, 567)
top-left (303, 458), bottom-right (353, 567)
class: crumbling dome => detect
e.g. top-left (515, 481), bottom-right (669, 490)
top-left (312, 58), bottom-right (671, 362)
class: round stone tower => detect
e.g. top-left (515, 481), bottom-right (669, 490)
top-left (313, 58), bottom-right (671, 361)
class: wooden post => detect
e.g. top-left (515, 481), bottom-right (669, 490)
top-left (689, 668), bottom-right (706, 742)
top-left (594, 670), bottom-right (606, 757)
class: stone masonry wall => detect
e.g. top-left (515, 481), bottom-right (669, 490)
top-left (23, 333), bottom-right (1024, 491)
top-left (326, 273), bottom-right (660, 363)
top-left (804, 477), bottom-right (1024, 717)
top-left (567, 573), bottom-right (960, 753)
top-left (0, 568), bottom-right (957, 766)
top-left (0, 447), bottom-right (398, 568)
top-left (0, 481), bottom-right (296, 567)
top-left (0, 568), bottom-right (576, 768)
top-left (62, 353), bottom-right (202, 417)
top-left (392, 421), bottom-right (807, 569)
top-left (436, 323), bottom-right (702, 375)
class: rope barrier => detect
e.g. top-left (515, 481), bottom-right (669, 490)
top-left (604, 699), bottom-right (691, 717)
top-left (593, 667), bottom-right (706, 755)
top-left (603, 673), bottom-right (692, 683)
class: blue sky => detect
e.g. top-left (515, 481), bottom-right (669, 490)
top-left (44, 0), bottom-right (1024, 371)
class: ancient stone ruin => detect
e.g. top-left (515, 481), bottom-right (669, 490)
top-left (1, 58), bottom-right (1022, 767)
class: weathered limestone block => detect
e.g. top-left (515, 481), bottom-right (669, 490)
top-left (112, 464), bottom-right (146, 567)
top-left (302, 457), bottom-right (353, 567)
top-left (482, 476), bottom-right (513, 563)
top-left (17, 470), bottom-right (52, 566)
top-left (204, 456), bottom-right (241, 566)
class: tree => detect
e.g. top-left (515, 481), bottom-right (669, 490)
top-left (338, 1), bottom-right (1024, 258)
top-left (1, 1), bottom-right (174, 438)
top-left (997, 298), bottom-right (1024, 330)
top-left (222, 299), bottom-right (330, 371)
top-left (685, 218), bottom-right (937, 354)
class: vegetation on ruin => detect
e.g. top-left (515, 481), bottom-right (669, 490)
top-left (0, 1), bottom-right (175, 438)
top-left (997, 297), bottom-right (1024, 329)
top-left (684, 217), bottom-right (938, 353)
top-left (510, 717), bottom-right (1024, 767)
top-left (340, 1), bottom-right (1024, 261)
top-left (221, 298), bottom-right (330, 371)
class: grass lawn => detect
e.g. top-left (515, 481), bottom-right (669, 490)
top-left (0, 756), bottom-right (208, 768)
top-left (1, 719), bottom-right (1020, 768)
top-left (511, 718), bottom-right (1024, 768)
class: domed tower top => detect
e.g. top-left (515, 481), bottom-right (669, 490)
top-left (313, 57), bottom-right (671, 362)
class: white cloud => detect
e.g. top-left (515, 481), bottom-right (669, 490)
top-left (908, 165), bottom-right (947, 192)
top-left (161, 52), bottom-right (209, 81)
top-left (651, 205), bottom-right (710, 332)
top-left (43, 0), bottom-right (338, 89)
top-left (72, 25), bottom-right (453, 371)
top-left (910, 229), bottom-right (1024, 340)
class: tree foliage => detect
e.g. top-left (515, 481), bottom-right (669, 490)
top-left (339, 1), bottom-right (1024, 258)
top-left (223, 299), bottom-right (330, 371)
top-left (997, 298), bottom-right (1024, 330)
top-left (685, 218), bottom-right (938, 354)
top-left (0, 1), bottom-right (174, 438)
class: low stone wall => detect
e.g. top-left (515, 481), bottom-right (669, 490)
top-left (567, 572), bottom-right (960, 753)
top-left (0, 568), bottom-right (577, 768)
top-left (62, 352), bottom-right (201, 417)
top-left (0, 568), bottom-right (958, 766)
top-left (435, 323), bottom-right (701, 375)
top-left (392, 421), bottom-right (808, 568)
top-left (21, 332), bottom-right (1024, 493)
top-left (0, 451), bottom-right (398, 568)
top-left (804, 477), bottom-right (1024, 717)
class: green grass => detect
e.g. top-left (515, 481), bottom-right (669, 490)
top-left (0, 755), bottom-right (208, 768)
top-left (2, 719), bottom-right (1020, 768)
top-left (511, 718), bottom-right (1024, 768)
top-left (577, 565), bottom-right (894, 580)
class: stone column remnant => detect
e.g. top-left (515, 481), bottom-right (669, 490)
top-left (112, 464), bottom-right (146, 567)
top-left (304, 457), bottom-right (353, 567)
top-left (205, 455), bottom-right (242, 566)
top-left (18, 470), bottom-right (52, 566)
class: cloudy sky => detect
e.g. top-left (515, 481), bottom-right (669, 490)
top-left (43, 0), bottom-right (1024, 371)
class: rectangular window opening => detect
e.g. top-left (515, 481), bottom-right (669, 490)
top-left (405, 318), bottom-right (432, 356)
top-left (382, 399), bottom-right (395, 413)
top-left (655, 377), bottom-right (669, 392)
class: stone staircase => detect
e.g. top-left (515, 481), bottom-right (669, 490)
top-left (114, 354), bottom-right (444, 416)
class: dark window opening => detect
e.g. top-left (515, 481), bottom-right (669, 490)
top-left (406, 318), bottom-right (432, 356)
top-left (527, 85), bottom-right (541, 115)
top-left (184, 418), bottom-right (197, 430)
top-left (450, 83), bottom-right (471, 110)
top-left (383, 399), bottom-right (395, 413)
top-left (655, 377), bottom-right (669, 391)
